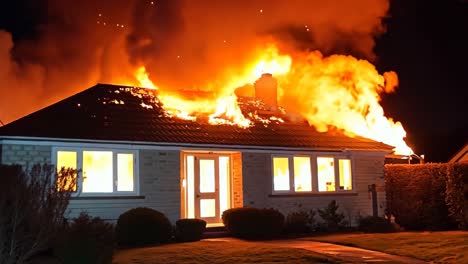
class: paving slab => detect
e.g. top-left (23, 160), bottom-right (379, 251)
top-left (206, 237), bottom-right (428, 264)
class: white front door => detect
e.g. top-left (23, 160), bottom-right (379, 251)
top-left (194, 156), bottom-right (219, 223)
top-left (183, 153), bottom-right (231, 224)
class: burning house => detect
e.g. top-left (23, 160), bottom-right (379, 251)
top-left (0, 80), bottom-right (395, 225)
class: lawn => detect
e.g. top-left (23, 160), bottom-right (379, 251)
top-left (113, 239), bottom-right (341, 264)
top-left (309, 231), bottom-right (468, 264)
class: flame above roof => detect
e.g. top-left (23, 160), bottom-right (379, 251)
top-left (0, 84), bottom-right (393, 152)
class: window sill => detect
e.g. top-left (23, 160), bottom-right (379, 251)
top-left (70, 195), bottom-right (145, 200)
top-left (268, 192), bottom-right (357, 198)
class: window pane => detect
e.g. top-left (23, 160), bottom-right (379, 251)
top-left (200, 199), bottom-right (216, 217)
top-left (273, 157), bottom-right (290, 191)
top-left (83, 151), bottom-right (113, 193)
top-left (317, 157), bottom-right (335, 192)
top-left (117, 153), bottom-right (134, 191)
top-left (199, 159), bottom-right (215, 193)
top-left (57, 151), bottom-right (77, 191)
top-left (186, 155), bottom-right (195, 218)
top-left (339, 159), bottom-right (352, 190)
top-left (219, 156), bottom-right (230, 217)
top-left (294, 157), bottom-right (312, 192)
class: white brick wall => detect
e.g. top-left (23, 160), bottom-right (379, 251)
top-left (241, 152), bottom-right (387, 225)
top-left (67, 149), bottom-right (181, 222)
top-left (0, 144), bottom-right (51, 168)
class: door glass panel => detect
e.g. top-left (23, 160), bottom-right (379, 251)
top-left (219, 156), bottom-right (230, 216)
top-left (200, 199), bottom-right (216, 217)
top-left (117, 153), bottom-right (134, 191)
top-left (199, 159), bottom-right (215, 193)
top-left (317, 157), bottom-right (335, 192)
top-left (186, 155), bottom-right (195, 218)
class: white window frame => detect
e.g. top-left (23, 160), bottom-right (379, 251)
top-left (52, 147), bottom-right (139, 196)
top-left (271, 154), bottom-right (354, 194)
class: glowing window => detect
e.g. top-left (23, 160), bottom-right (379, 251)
top-left (55, 149), bottom-right (137, 195)
top-left (273, 157), bottom-right (290, 191)
top-left (294, 157), bottom-right (312, 192)
top-left (117, 153), bottom-right (134, 191)
top-left (317, 157), bottom-right (335, 192)
top-left (57, 151), bottom-right (78, 191)
top-left (339, 159), bottom-right (352, 190)
top-left (83, 151), bottom-right (113, 193)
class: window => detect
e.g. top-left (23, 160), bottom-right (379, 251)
top-left (55, 148), bottom-right (137, 195)
top-left (317, 157), bottom-right (335, 192)
top-left (294, 157), bottom-right (312, 192)
top-left (273, 157), bottom-right (290, 191)
top-left (339, 159), bottom-right (352, 190)
top-left (272, 155), bottom-right (353, 194)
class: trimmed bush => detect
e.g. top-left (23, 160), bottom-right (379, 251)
top-left (284, 210), bottom-right (316, 234)
top-left (222, 207), bottom-right (284, 240)
top-left (116, 207), bottom-right (172, 246)
top-left (175, 218), bottom-right (207, 242)
top-left (54, 212), bottom-right (115, 264)
top-left (358, 216), bottom-right (396, 233)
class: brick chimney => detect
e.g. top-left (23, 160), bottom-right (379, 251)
top-left (254, 73), bottom-right (278, 110)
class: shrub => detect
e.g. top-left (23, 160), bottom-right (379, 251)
top-left (445, 163), bottom-right (468, 229)
top-left (116, 207), bottom-right (172, 246)
top-left (358, 216), bottom-right (396, 233)
top-left (284, 210), bottom-right (316, 234)
top-left (317, 200), bottom-right (346, 232)
top-left (385, 163), bottom-right (461, 230)
top-left (54, 212), bottom-right (115, 264)
top-left (0, 164), bottom-right (77, 264)
top-left (175, 218), bottom-right (206, 242)
top-left (222, 207), bottom-right (284, 240)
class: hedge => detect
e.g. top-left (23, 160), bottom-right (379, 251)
top-left (385, 163), bottom-right (468, 230)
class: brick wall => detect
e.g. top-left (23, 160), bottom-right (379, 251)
top-left (67, 149), bottom-right (182, 222)
top-left (0, 144), bottom-right (51, 168)
top-left (241, 152), bottom-right (387, 225)
top-left (231, 152), bottom-right (243, 208)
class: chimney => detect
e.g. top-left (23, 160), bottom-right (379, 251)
top-left (254, 73), bottom-right (278, 110)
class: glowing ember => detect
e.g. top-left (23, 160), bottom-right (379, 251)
top-left (127, 43), bottom-right (412, 156)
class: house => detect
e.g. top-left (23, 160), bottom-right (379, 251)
top-left (448, 142), bottom-right (468, 163)
top-left (0, 82), bottom-right (393, 225)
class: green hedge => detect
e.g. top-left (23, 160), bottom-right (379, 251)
top-left (385, 163), bottom-right (468, 230)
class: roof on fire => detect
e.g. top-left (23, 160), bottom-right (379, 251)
top-left (0, 84), bottom-right (393, 152)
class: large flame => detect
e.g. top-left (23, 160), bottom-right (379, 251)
top-left (129, 44), bottom-right (412, 155)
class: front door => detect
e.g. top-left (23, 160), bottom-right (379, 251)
top-left (183, 153), bottom-right (231, 225)
top-left (194, 156), bottom-right (219, 223)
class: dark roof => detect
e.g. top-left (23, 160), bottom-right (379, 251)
top-left (0, 84), bottom-right (393, 151)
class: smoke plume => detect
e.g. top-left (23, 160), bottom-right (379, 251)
top-left (0, 0), bottom-right (390, 124)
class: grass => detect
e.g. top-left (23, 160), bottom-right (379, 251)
top-left (309, 231), bottom-right (468, 264)
top-left (113, 239), bottom-right (341, 264)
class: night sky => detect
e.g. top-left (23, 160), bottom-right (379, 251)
top-left (0, 0), bottom-right (467, 162)
top-left (375, 0), bottom-right (467, 162)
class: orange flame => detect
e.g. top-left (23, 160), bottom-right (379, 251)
top-left (130, 44), bottom-right (413, 155)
